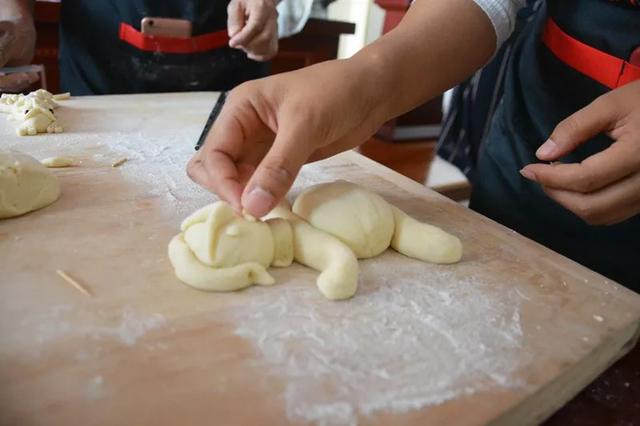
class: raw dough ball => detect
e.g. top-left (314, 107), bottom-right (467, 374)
top-left (293, 180), bottom-right (394, 258)
top-left (0, 150), bottom-right (61, 219)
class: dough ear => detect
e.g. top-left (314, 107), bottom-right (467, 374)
top-left (390, 205), bottom-right (463, 264)
top-left (265, 200), bottom-right (358, 300)
top-left (168, 235), bottom-right (275, 291)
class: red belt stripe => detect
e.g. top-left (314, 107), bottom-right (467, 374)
top-left (118, 22), bottom-right (230, 54)
top-left (542, 18), bottom-right (640, 89)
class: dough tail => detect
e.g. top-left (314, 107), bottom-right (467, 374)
top-left (390, 206), bottom-right (463, 264)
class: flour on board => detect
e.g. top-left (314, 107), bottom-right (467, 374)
top-left (233, 255), bottom-right (529, 425)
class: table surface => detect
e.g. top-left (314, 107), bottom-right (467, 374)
top-left (1, 92), bottom-right (639, 426)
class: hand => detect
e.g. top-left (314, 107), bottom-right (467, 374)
top-left (0, 4), bottom-right (37, 92)
top-left (187, 59), bottom-right (386, 217)
top-left (520, 81), bottom-right (640, 225)
top-left (227, 0), bottom-right (279, 61)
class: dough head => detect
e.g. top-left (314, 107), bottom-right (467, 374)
top-left (293, 180), bottom-right (394, 258)
top-left (169, 201), bottom-right (279, 292)
top-left (0, 150), bottom-right (61, 219)
top-left (182, 201), bottom-right (274, 268)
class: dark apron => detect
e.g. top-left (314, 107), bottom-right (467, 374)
top-left (470, 0), bottom-right (640, 290)
top-left (58, 0), bottom-right (269, 95)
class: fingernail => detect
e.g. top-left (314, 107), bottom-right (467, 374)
top-left (536, 139), bottom-right (557, 159)
top-left (519, 168), bottom-right (536, 181)
top-left (243, 186), bottom-right (274, 218)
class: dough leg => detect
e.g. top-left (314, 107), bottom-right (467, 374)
top-left (266, 201), bottom-right (358, 300)
top-left (390, 206), bottom-right (463, 264)
top-left (168, 235), bottom-right (275, 291)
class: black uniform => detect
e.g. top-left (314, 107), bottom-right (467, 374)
top-left (58, 0), bottom-right (268, 95)
top-left (470, 0), bottom-right (640, 290)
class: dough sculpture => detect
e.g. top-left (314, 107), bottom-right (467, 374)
top-left (0, 89), bottom-right (68, 136)
top-left (0, 150), bottom-right (61, 219)
top-left (168, 180), bottom-right (463, 300)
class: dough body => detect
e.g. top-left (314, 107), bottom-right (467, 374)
top-left (0, 150), bottom-right (61, 219)
top-left (293, 180), bottom-right (394, 258)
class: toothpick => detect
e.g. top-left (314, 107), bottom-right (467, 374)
top-left (56, 269), bottom-right (93, 297)
top-left (111, 157), bottom-right (128, 168)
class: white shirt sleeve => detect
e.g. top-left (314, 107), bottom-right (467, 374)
top-left (472, 0), bottom-right (528, 49)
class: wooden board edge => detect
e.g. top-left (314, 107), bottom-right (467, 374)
top-left (490, 319), bottom-right (640, 426)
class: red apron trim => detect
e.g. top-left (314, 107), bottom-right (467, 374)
top-left (542, 18), bottom-right (640, 89)
top-left (118, 22), bottom-right (230, 54)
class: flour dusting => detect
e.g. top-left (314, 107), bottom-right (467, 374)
top-left (234, 256), bottom-right (528, 425)
top-left (20, 305), bottom-right (166, 347)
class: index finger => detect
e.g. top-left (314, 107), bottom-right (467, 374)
top-left (521, 136), bottom-right (640, 193)
top-left (189, 102), bottom-right (247, 209)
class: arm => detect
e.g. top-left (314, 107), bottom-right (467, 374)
top-left (0, 0), bottom-right (38, 91)
top-left (190, 0), bottom-right (520, 217)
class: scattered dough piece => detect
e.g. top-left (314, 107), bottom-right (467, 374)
top-left (0, 150), bottom-right (61, 219)
top-left (41, 156), bottom-right (75, 168)
top-left (52, 92), bottom-right (71, 101)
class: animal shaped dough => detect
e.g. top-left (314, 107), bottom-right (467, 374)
top-left (14, 99), bottom-right (63, 136)
top-left (1, 89), bottom-right (69, 135)
top-left (168, 181), bottom-right (463, 300)
top-left (0, 150), bottom-right (61, 219)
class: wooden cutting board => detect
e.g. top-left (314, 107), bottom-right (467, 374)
top-left (1, 93), bottom-right (639, 426)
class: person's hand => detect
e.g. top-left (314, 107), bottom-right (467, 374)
top-left (0, 5), bottom-right (37, 92)
top-left (520, 81), bottom-right (640, 225)
top-left (187, 59), bottom-right (387, 217)
top-left (227, 0), bottom-right (279, 61)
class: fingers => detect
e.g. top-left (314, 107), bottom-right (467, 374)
top-left (537, 95), bottom-right (619, 161)
top-left (228, 0), bottom-right (275, 49)
top-left (243, 22), bottom-right (278, 61)
top-left (521, 135), bottom-right (640, 192)
top-left (226, 0), bottom-right (245, 39)
top-left (0, 72), bottom-right (39, 92)
top-left (241, 124), bottom-right (313, 218)
top-left (542, 171), bottom-right (640, 225)
top-left (186, 95), bottom-right (248, 210)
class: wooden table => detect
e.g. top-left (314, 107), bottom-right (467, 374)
top-left (1, 93), bottom-right (639, 425)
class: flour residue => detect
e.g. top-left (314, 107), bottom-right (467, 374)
top-left (21, 305), bottom-right (166, 347)
top-left (234, 257), bottom-right (528, 425)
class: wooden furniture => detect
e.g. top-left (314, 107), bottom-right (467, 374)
top-left (1, 93), bottom-right (639, 425)
top-left (271, 19), bottom-right (355, 74)
top-left (31, 2), bottom-right (354, 93)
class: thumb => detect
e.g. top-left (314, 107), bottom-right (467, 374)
top-left (241, 127), bottom-right (312, 218)
top-left (536, 96), bottom-right (617, 161)
top-left (227, 0), bottom-right (245, 40)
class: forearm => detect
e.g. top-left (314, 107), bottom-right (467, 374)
top-left (352, 0), bottom-right (497, 122)
top-left (0, 0), bottom-right (36, 66)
